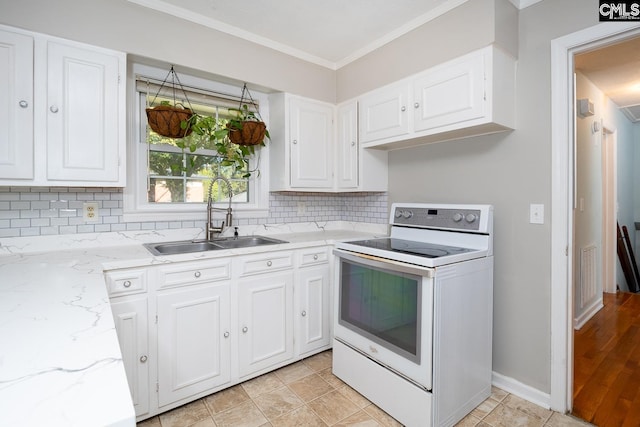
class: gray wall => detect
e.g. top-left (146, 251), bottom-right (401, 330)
top-left (336, 0), bottom-right (600, 393)
top-left (0, 0), bottom-right (610, 396)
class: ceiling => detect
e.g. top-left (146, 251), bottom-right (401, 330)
top-left (128, 0), bottom-right (539, 69)
top-left (575, 36), bottom-right (640, 122)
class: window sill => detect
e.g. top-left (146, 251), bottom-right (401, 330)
top-left (122, 205), bottom-right (269, 223)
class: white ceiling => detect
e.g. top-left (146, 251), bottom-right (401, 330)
top-left (128, 0), bottom-right (539, 69)
top-left (575, 36), bottom-right (640, 122)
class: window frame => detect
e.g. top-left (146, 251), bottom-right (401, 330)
top-left (123, 63), bottom-right (270, 223)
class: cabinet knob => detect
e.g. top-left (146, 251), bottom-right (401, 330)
top-left (266, 260), bottom-right (272, 267)
top-left (123, 280), bottom-right (132, 288)
top-left (414, 102), bottom-right (420, 108)
top-left (139, 355), bottom-right (148, 363)
top-left (224, 331), bottom-right (230, 338)
top-left (292, 139), bottom-right (298, 144)
top-left (401, 106), bottom-right (406, 112)
top-left (19, 100), bottom-right (28, 108)
top-left (194, 271), bottom-right (201, 278)
top-left (351, 141), bottom-right (356, 147)
top-left (301, 310), bottom-right (307, 317)
top-left (242, 326), bottom-right (248, 333)
top-left (50, 105), bottom-right (59, 113)
top-left (313, 255), bottom-right (318, 260)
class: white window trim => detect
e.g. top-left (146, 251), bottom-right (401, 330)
top-left (123, 63), bottom-right (270, 223)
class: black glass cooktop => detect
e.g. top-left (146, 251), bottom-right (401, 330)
top-left (345, 238), bottom-right (475, 258)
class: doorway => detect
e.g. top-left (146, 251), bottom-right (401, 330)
top-left (550, 22), bottom-right (640, 416)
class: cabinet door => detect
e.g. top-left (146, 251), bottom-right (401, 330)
top-left (359, 81), bottom-right (410, 143)
top-left (298, 265), bottom-right (331, 356)
top-left (0, 29), bottom-right (33, 179)
top-left (336, 101), bottom-right (358, 189)
top-left (289, 98), bottom-right (333, 188)
top-left (46, 39), bottom-right (123, 183)
top-left (413, 52), bottom-right (485, 132)
top-left (111, 296), bottom-right (149, 417)
top-left (157, 282), bottom-right (231, 407)
top-left (238, 272), bottom-right (294, 377)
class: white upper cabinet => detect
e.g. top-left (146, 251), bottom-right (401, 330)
top-left (46, 40), bottom-right (123, 183)
top-left (359, 80), bottom-right (410, 144)
top-left (0, 24), bottom-right (126, 187)
top-left (269, 93), bottom-right (388, 192)
top-left (289, 97), bottom-right (334, 188)
top-left (336, 101), bottom-right (358, 189)
top-left (0, 28), bottom-right (34, 179)
top-left (359, 45), bottom-right (515, 150)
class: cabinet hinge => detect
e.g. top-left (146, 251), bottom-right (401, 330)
top-left (565, 246), bottom-right (569, 256)
top-left (155, 314), bottom-right (158, 324)
top-left (156, 382), bottom-right (159, 393)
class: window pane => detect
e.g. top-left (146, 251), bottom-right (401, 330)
top-left (149, 178), bottom-right (184, 203)
top-left (149, 151), bottom-right (185, 177)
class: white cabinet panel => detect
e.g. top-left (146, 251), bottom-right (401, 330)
top-left (413, 53), bottom-right (485, 132)
top-left (111, 296), bottom-right (149, 417)
top-left (238, 272), bottom-right (294, 378)
top-left (157, 282), bottom-right (231, 407)
top-left (359, 81), bottom-right (410, 143)
top-left (46, 40), bottom-right (121, 182)
top-left (336, 101), bottom-right (358, 189)
top-left (0, 29), bottom-right (33, 179)
top-left (297, 265), bottom-right (331, 356)
top-left (289, 98), bottom-right (333, 188)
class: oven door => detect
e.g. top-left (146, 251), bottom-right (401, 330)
top-left (333, 249), bottom-right (434, 390)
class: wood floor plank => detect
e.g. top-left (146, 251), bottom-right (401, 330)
top-left (573, 292), bottom-right (640, 425)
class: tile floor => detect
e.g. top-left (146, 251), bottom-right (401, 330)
top-left (137, 351), bottom-right (592, 427)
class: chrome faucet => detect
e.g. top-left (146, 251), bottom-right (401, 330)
top-left (206, 176), bottom-right (233, 240)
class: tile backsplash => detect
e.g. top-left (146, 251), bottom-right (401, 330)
top-left (0, 187), bottom-right (388, 238)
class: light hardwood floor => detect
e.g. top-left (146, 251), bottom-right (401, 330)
top-left (573, 291), bottom-right (640, 426)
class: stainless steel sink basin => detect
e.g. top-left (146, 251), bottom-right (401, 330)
top-left (144, 240), bottom-right (220, 256)
top-left (144, 236), bottom-right (287, 255)
top-left (210, 235), bottom-right (287, 249)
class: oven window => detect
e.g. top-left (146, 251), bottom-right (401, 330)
top-left (339, 259), bottom-right (421, 363)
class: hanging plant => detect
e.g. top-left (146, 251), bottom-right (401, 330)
top-left (181, 83), bottom-right (269, 177)
top-left (145, 66), bottom-right (194, 139)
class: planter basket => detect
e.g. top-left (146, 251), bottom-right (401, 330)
top-left (146, 105), bottom-right (193, 138)
top-left (227, 121), bottom-right (266, 146)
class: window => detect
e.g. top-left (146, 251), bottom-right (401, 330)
top-left (123, 63), bottom-right (270, 222)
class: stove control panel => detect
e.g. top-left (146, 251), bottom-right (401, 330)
top-left (392, 206), bottom-right (482, 231)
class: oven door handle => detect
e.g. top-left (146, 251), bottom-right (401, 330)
top-left (333, 249), bottom-right (434, 278)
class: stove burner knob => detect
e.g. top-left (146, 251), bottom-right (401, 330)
top-left (452, 213), bottom-right (463, 222)
top-left (465, 213), bottom-right (477, 223)
top-left (402, 210), bottom-right (413, 219)
top-left (394, 209), bottom-right (403, 218)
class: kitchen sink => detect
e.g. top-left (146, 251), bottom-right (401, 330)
top-left (144, 235), bottom-right (287, 255)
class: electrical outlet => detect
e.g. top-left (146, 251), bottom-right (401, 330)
top-left (83, 202), bottom-right (99, 222)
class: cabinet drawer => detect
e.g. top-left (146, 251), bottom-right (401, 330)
top-left (158, 259), bottom-right (231, 289)
top-left (237, 251), bottom-right (293, 276)
top-left (105, 269), bottom-right (147, 297)
top-left (299, 247), bottom-right (329, 267)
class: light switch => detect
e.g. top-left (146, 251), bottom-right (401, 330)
top-left (530, 204), bottom-right (544, 225)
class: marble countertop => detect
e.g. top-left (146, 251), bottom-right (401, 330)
top-left (0, 221), bottom-right (386, 426)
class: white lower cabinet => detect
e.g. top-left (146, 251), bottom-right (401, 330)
top-left (110, 296), bottom-right (150, 417)
top-left (237, 271), bottom-right (294, 377)
top-left (107, 246), bottom-right (333, 421)
top-left (157, 281), bottom-right (231, 407)
top-left (296, 247), bottom-right (331, 356)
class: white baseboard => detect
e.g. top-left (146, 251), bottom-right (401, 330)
top-left (492, 371), bottom-right (551, 409)
top-left (573, 298), bottom-right (603, 331)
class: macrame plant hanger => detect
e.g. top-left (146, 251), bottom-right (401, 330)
top-left (145, 66), bottom-right (195, 139)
